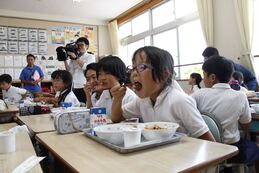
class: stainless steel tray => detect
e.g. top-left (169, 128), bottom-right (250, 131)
top-left (82, 128), bottom-right (182, 154)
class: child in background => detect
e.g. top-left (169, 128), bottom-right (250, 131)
top-left (111, 46), bottom-right (214, 141)
top-left (84, 63), bottom-right (103, 108)
top-left (95, 55), bottom-right (136, 118)
top-left (51, 70), bottom-right (80, 107)
top-left (191, 56), bottom-right (259, 172)
top-left (229, 71), bottom-right (248, 92)
top-left (35, 70), bottom-right (80, 107)
top-left (0, 74), bottom-right (27, 103)
top-left (188, 73), bottom-right (202, 94)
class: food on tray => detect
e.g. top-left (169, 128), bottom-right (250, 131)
top-left (144, 124), bottom-right (167, 130)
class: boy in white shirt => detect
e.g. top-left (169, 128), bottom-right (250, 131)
top-left (0, 74), bottom-right (27, 103)
top-left (191, 56), bottom-right (259, 171)
top-left (111, 46), bottom-right (214, 141)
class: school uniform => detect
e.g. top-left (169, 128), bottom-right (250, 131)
top-left (122, 85), bottom-right (209, 138)
top-left (57, 90), bottom-right (80, 107)
top-left (2, 86), bottom-right (27, 103)
top-left (192, 83), bottom-right (259, 163)
top-left (189, 85), bottom-right (200, 94)
top-left (95, 88), bottom-right (136, 118)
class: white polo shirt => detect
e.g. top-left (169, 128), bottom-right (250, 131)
top-left (95, 88), bottom-right (136, 118)
top-left (2, 86), bottom-right (27, 103)
top-left (69, 52), bottom-right (95, 89)
top-left (63, 91), bottom-right (80, 107)
top-left (191, 83), bottom-right (251, 144)
top-left (56, 90), bottom-right (80, 107)
top-left (122, 85), bottom-right (209, 138)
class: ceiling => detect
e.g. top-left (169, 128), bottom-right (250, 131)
top-left (0, 0), bottom-right (143, 25)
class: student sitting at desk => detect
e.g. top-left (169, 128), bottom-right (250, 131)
top-left (187, 72), bottom-right (202, 95)
top-left (0, 74), bottom-right (27, 103)
top-left (95, 55), bottom-right (136, 118)
top-left (111, 46), bottom-right (214, 141)
top-left (34, 70), bottom-right (80, 107)
top-left (83, 63), bottom-right (103, 108)
top-left (191, 56), bottom-right (259, 172)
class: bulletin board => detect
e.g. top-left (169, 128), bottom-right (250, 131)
top-left (0, 17), bottom-right (99, 80)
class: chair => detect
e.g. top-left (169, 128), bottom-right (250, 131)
top-left (201, 112), bottom-right (245, 173)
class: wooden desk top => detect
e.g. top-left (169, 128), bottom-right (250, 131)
top-left (36, 132), bottom-right (238, 173)
top-left (0, 123), bottom-right (17, 131)
top-left (17, 114), bottom-right (55, 134)
top-left (248, 97), bottom-right (259, 102)
top-left (0, 104), bottom-right (19, 116)
top-left (252, 113), bottom-right (259, 120)
top-left (0, 126), bottom-right (42, 172)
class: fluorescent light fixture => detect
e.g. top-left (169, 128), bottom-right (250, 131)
top-left (73, 0), bottom-right (83, 3)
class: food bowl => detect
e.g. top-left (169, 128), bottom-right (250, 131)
top-left (94, 124), bottom-right (139, 145)
top-left (140, 122), bottom-right (179, 141)
top-left (250, 104), bottom-right (259, 113)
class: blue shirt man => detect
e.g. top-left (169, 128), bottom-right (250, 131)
top-left (19, 54), bottom-right (44, 93)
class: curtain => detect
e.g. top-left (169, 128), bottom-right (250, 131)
top-left (233, 0), bottom-right (255, 72)
top-left (196, 0), bottom-right (214, 46)
top-left (108, 20), bottom-right (120, 55)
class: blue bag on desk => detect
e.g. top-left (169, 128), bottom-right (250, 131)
top-left (54, 108), bottom-right (90, 134)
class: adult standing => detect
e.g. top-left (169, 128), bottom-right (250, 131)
top-left (202, 47), bottom-right (257, 90)
top-left (19, 54), bottom-right (44, 94)
top-left (64, 37), bottom-right (95, 103)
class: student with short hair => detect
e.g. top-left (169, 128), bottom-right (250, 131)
top-left (0, 74), bottom-right (27, 103)
top-left (83, 63), bottom-right (102, 108)
top-left (188, 73), bottom-right (202, 94)
top-left (202, 47), bottom-right (257, 90)
top-left (191, 56), bottom-right (259, 171)
top-left (111, 46), bottom-right (214, 141)
top-left (95, 55), bottom-right (136, 118)
top-left (51, 70), bottom-right (80, 107)
top-left (19, 54), bottom-right (44, 94)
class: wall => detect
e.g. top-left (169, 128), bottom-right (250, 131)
top-left (0, 16), bottom-right (112, 58)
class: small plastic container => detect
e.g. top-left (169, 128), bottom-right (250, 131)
top-left (123, 128), bottom-right (141, 148)
top-left (19, 100), bottom-right (25, 108)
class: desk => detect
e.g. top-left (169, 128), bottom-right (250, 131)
top-left (36, 132), bottom-right (238, 173)
top-left (248, 97), bottom-right (259, 103)
top-left (16, 114), bottom-right (55, 135)
top-left (0, 123), bottom-right (42, 173)
top-left (0, 104), bottom-right (19, 123)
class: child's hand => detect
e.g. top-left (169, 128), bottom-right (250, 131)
top-left (83, 83), bottom-right (93, 96)
top-left (110, 84), bottom-right (126, 100)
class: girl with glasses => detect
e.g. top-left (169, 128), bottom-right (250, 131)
top-left (111, 46), bottom-right (214, 141)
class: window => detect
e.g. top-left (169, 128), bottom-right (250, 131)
top-left (119, 0), bottom-right (205, 79)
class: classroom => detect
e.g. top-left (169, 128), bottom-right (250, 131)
top-left (0, 0), bottom-right (259, 173)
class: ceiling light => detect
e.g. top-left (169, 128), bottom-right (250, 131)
top-left (73, 0), bottom-right (83, 3)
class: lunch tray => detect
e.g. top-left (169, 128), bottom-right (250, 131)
top-left (82, 128), bottom-right (183, 154)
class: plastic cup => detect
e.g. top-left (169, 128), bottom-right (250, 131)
top-left (0, 131), bottom-right (16, 154)
top-left (123, 128), bottom-right (141, 148)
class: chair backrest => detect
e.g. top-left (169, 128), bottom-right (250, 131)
top-left (201, 112), bottom-right (223, 143)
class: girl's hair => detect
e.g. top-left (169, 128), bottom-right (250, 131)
top-left (190, 73), bottom-right (202, 88)
top-left (132, 46), bottom-right (174, 86)
top-left (84, 63), bottom-right (98, 77)
top-left (51, 70), bottom-right (72, 105)
top-left (97, 55), bottom-right (126, 83)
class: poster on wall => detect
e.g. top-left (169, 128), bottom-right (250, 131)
top-left (19, 42), bottom-right (28, 54)
top-left (64, 26), bottom-right (82, 44)
top-left (29, 42), bottom-right (38, 54)
top-left (38, 42), bottom-right (47, 55)
top-left (0, 26), bottom-right (7, 40)
top-left (0, 41), bottom-right (8, 53)
top-left (51, 27), bottom-right (65, 44)
top-left (38, 29), bottom-right (47, 42)
top-left (29, 29), bottom-right (38, 41)
top-left (8, 41), bottom-right (18, 54)
top-left (83, 26), bottom-right (96, 54)
top-left (8, 27), bottom-right (18, 40)
top-left (19, 28), bottom-right (28, 41)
